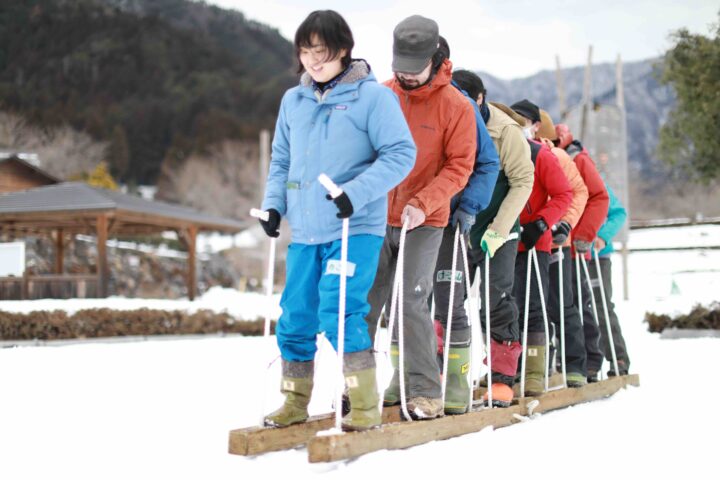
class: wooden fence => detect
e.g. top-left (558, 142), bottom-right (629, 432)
top-left (0, 273), bottom-right (100, 300)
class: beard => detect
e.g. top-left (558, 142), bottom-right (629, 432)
top-left (395, 74), bottom-right (422, 90)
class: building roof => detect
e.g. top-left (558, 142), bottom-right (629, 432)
top-left (0, 182), bottom-right (246, 234)
top-left (0, 154), bottom-right (62, 183)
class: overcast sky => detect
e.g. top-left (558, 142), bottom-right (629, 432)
top-left (207, 0), bottom-right (717, 80)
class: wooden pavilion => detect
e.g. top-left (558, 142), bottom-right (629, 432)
top-left (0, 181), bottom-right (246, 300)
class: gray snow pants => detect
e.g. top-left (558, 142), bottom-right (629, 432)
top-left (365, 225), bottom-right (443, 399)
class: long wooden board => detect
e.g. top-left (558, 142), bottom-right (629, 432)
top-left (307, 374), bottom-right (640, 463)
top-left (229, 406), bottom-right (402, 455)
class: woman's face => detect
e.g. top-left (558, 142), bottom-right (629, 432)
top-left (299, 34), bottom-right (346, 83)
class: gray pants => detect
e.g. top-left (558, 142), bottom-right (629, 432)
top-left (589, 256), bottom-right (630, 373)
top-left (366, 225), bottom-right (443, 399)
top-left (433, 226), bottom-right (471, 346)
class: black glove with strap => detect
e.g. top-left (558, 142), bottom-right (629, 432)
top-left (552, 220), bottom-right (572, 245)
top-left (326, 192), bottom-right (354, 219)
top-left (520, 218), bottom-right (548, 249)
top-left (258, 208), bottom-right (281, 238)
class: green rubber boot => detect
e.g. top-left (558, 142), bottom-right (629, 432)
top-left (524, 345), bottom-right (545, 397)
top-left (444, 346), bottom-right (471, 414)
top-left (264, 359), bottom-right (313, 428)
top-left (342, 350), bottom-right (381, 431)
top-left (383, 344), bottom-right (406, 406)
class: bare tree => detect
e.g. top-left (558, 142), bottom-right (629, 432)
top-left (158, 140), bottom-right (259, 220)
top-left (0, 111), bottom-right (107, 179)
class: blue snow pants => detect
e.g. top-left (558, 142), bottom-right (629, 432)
top-left (276, 234), bottom-right (384, 362)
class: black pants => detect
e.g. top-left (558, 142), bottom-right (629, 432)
top-left (513, 249), bottom-right (550, 346)
top-left (548, 247), bottom-right (587, 376)
top-left (572, 255), bottom-right (604, 374)
top-left (469, 239), bottom-right (520, 343)
top-left (590, 256), bottom-right (630, 373)
top-left (433, 226), bottom-right (471, 346)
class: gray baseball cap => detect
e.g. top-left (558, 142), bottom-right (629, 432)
top-left (392, 15), bottom-right (439, 74)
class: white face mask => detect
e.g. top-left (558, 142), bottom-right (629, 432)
top-left (523, 127), bottom-right (534, 140)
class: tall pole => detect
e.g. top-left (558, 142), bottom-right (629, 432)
top-left (616, 53), bottom-right (630, 300)
top-left (580, 45), bottom-right (593, 140)
top-left (555, 55), bottom-right (567, 121)
top-left (259, 129), bottom-right (272, 291)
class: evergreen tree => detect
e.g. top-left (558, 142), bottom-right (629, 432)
top-left (659, 14), bottom-right (720, 182)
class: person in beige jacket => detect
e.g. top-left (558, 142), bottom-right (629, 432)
top-left (537, 110), bottom-right (590, 387)
top-left (451, 70), bottom-right (534, 406)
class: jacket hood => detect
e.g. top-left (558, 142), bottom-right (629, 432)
top-left (299, 59), bottom-right (372, 88)
top-left (489, 102), bottom-right (527, 127)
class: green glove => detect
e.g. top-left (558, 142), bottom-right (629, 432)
top-left (480, 229), bottom-right (507, 258)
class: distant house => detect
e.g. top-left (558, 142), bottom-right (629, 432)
top-left (0, 154), bottom-right (60, 193)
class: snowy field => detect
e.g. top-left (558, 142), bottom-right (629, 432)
top-left (1, 226), bottom-right (719, 479)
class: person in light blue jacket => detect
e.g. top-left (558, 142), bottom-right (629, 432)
top-left (590, 183), bottom-right (630, 375)
top-left (258, 10), bottom-right (416, 431)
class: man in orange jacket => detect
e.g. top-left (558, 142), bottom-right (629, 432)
top-left (364, 15), bottom-right (475, 420)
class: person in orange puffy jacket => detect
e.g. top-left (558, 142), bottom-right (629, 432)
top-left (555, 123), bottom-right (610, 382)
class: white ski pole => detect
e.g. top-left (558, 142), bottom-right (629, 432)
top-left (441, 225), bottom-right (460, 406)
top-left (318, 174), bottom-right (350, 432)
top-left (530, 248), bottom-right (551, 393)
top-left (593, 248), bottom-right (620, 376)
top-left (250, 207), bottom-right (278, 427)
top-left (580, 254), bottom-right (603, 381)
top-left (558, 248), bottom-right (567, 387)
top-left (519, 250), bottom-right (532, 399)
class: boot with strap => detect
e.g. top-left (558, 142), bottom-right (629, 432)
top-left (524, 344), bottom-right (546, 397)
top-left (264, 359), bottom-right (313, 428)
top-left (444, 346), bottom-right (471, 414)
top-left (342, 349), bottom-right (381, 431)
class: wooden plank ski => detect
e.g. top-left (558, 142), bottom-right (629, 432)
top-left (474, 373), bottom-right (567, 400)
top-left (228, 407), bottom-right (402, 456)
top-left (307, 374), bottom-right (640, 463)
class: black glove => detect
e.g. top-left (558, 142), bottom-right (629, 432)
top-left (258, 208), bottom-right (281, 238)
top-left (520, 218), bottom-right (548, 249)
top-left (552, 220), bottom-right (572, 245)
top-left (573, 239), bottom-right (592, 253)
top-left (325, 192), bottom-right (354, 219)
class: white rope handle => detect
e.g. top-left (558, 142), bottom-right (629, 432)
top-left (530, 248), bottom-right (551, 393)
top-left (593, 248), bottom-right (620, 376)
top-left (580, 254), bottom-right (603, 380)
top-left (458, 231), bottom-right (476, 410)
top-left (251, 207), bottom-right (277, 426)
top-left (396, 219), bottom-right (411, 421)
top-left (558, 248), bottom-right (567, 387)
top-left (317, 174), bottom-right (349, 432)
top-left (519, 250), bottom-right (532, 398)
top-left (484, 254), bottom-right (492, 406)
top-left (441, 225), bottom-right (460, 405)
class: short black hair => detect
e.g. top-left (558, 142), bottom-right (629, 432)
top-left (294, 10), bottom-right (354, 74)
top-left (452, 70), bottom-right (487, 102)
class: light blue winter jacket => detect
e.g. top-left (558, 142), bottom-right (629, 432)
top-left (596, 183), bottom-right (627, 256)
top-left (261, 61), bottom-right (416, 244)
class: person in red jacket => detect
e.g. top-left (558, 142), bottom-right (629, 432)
top-left (555, 123), bottom-right (610, 382)
top-left (511, 99), bottom-right (573, 396)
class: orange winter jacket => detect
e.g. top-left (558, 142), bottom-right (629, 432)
top-left (384, 60), bottom-right (476, 228)
top-left (541, 138), bottom-right (588, 248)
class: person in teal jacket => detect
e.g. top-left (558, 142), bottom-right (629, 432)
top-left (590, 183), bottom-right (630, 375)
top-left (258, 10), bottom-right (416, 431)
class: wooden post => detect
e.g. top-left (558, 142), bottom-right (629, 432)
top-left (55, 228), bottom-right (64, 274)
top-left (96, 214), bottom-right (108, 298)
top-left (580, 45), bottom-right (593, 140)
top-left (555, 55), bottom-right (567, 120)
top-left (186, 226), bottom-right (198, 301)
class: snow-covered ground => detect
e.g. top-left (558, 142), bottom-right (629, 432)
top-left (1, 226), bottom-right (719, 479)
